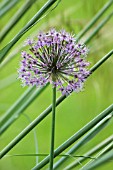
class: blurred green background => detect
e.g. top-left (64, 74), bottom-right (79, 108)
top-left (0, 0), bottom-right (113, 169)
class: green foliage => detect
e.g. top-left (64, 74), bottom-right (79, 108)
top-left (0, 0), bottom-right (113, 170)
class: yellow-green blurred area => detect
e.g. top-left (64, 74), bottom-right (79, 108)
top-left (0, 0), bottom-right (113, 169)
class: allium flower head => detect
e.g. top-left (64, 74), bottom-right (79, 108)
top-left (18, 28), bottom-right (90, 95)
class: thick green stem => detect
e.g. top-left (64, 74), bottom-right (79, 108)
top-left (50, 87), bottom-right (56, 170)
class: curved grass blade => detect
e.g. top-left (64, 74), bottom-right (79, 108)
top-left (33, 112), bottom-right (113, 170)
top-left (0, 0), bottom-right (19, 17)
top-left (0, 0), bottom-right (59, 63)
top-left (1, 7), bottom-right (112, 134)
top-left (79, 142), bottom-right (113, 170)
top-left (53, 113), bottom-right (113, 169)
top-left (1, 0), bottom-right (110, 68)
top-left (1, 47), bottom-right (112, 134)
top-left (64, 135), bottom-right (113, 169)
top-left (23, 113), bottom-right (39, 165)
top-left (0, 102), bottom-right (112, 159)
top-left (0, 0), bottom-right (37, 41)
top-left (0, 86), bottom-right (36, 127)
top-left (80, 149), bottom-right (113, 170)
top-left (76, 0), bottom-right (113, 40)
top-left (0, 84), bottom-right (48, 134)
top-left (0, 50), bottom-right (113, 156)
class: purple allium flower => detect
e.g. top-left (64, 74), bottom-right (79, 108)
top-left (18, 29), bottom-right (90, 95)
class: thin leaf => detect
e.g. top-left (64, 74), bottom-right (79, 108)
top-left (84, 11), bottom-right (113, 44)
top-left (80, 149), bottom-right (113, 170)
top-left (33, 112), bottom-right (113, 170)
top-left (1, 0), bottom-right (109, 67)
top-left (0, 103), bottom-right (112, 160)
top-left (0, 0), bottom-right (37, 41)
top-left (0, 86), bottom-right (36, 127)
top-left (53, 113), bottom-right (113, 169)
top-left (0, 0), bottom-right (19, 17)
top-left (0, 73), bottom-right (17, 90)
top-left (0, 0), bottom-right (59, 63)
top-left (76, 0), bottom-right (113, 40)
top-left (77, 142), bottom-right (113, 170)
top-left (64, 135), bottom-right (113, 169)
top-left (0, 0), bottom-right (11, 9)
top-left (90, 50), bottom-right (113, 73)
top-left (1, 48), bottom-right (112, 135)
top-left (6, 153), bottom-right (95, 159)
top-left (23, 113), bottom-right (39, 165)
top-left (1, 8), bottom-right (112, 134)
top-left (0, 84), bottom-right (48, 134)
top-left (0, 50), bottom-right (113, 155)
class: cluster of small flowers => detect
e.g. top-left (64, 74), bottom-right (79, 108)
top-left (18, 29), bottom-right (90, 95)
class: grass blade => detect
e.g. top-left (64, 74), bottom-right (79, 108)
top-left (53, 113), bottom-right (113, 169)
top-left (0, 0), bottom-right (10, 9)
top-left (1, 0), bottom-right (110, 67)
top-left (90, 50), bottom-right (113, 73)
top-left (23, 113), bottom-right (39, 165)
top-left (65, 135), bottom-right (113, 169)
top-left (0, 0), bottom-right (37, 41)
top-left (0, 49), bottom-right (113, 157)
top-left (0, 73), bottom-right (17, 90)
top-left (0, 85), bottom-right (48, 134)
top-left (84, 12), bottom-right (113, 44)
top-left (76, 0), bottom-right (113, 40)
top-left (0, 0), bottom-right (19, 17)
top-left (80, 149), bottom-right (113, 170)
top-left (0, 103), bottom-right (112, 160)
top-left (33, 112), bottom-right (113, 169)
top-left (0, 0), bottom-right (59, 63)
top-left (0, 86), bottom-right (36, 127)
top-left (1, 47), bottom-right (112, 134)
top-left (7, 153), bottom-right (95, 159)
top-left (1, 2), bottom-right (112, 133)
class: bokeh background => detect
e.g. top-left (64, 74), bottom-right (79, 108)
top-left (0, 0), bottom-right (113, 169)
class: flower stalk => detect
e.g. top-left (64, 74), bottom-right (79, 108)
top-left (50, 86), bottom-right (56, 170)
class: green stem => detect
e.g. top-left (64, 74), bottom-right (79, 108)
top-left (53, 113), bottom-right (113, 169)
top-left (0, 85), bottom-right (48, 134)
top-left (0, 0), bottom-right (19, 17)
top-left (90, 50), bottom-right (113, 73)
top-left (80, 149), bottom-right (113, 170)
top-left (65, 135), bottom-right (113, 169)
top-left (0, 0), bottom-right (37, 41)
top-left (50, 87), bottom-right (56, 170)
top-left (31, 107), bottom-right (113, 170)
top-left (0, 51), bottom-right (112, 159)
top-left (76, 0), bottom-right (113, 40)
top-left (0, 0), bottom-right (58, 63)
top-left (84, 12), bottom-right (113, 44)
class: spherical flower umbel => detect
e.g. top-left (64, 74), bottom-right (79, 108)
top-left (18, 29), bottom-right (90, 95)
